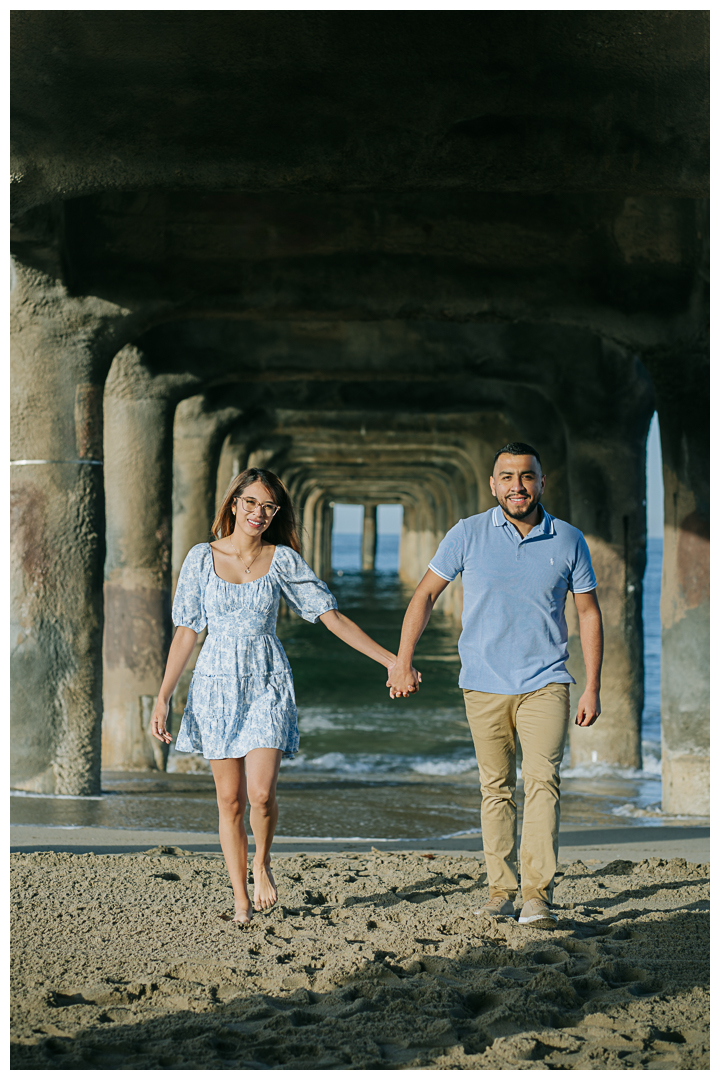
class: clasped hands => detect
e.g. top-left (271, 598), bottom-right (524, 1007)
top-left (386, 660), bottom-right (422, 700)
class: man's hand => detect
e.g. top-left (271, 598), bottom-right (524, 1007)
top-left (385, 570), bottom-right (448, 699)
top-left (575, 689), bottom-right (601, 727)
top-left (386, 662), bottom-right (422, 699)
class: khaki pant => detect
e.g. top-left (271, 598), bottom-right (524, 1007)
top-left (463, 683), bottom-right (569, 903)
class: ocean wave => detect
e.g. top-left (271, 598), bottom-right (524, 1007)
top-left (610, 802), bottom-right (708, 823)
top-left (283, 751), bottom-right (478, 776)
top-left (560, 740), bottom-right (661, 781)
top-left (10, 791), bottom-right (104, 801)
top-left (167, 754), bottom-right (212, 774)
top-left (411, 756), bottom-right (478, 776)
top-left (297, 710), bottom-right (379, 734)
top-left (11, 823), bottom-right (86, 829)
top-left (435, 827), bottom-right (483, 839)
top-left (611, 802), bottom-right (665, 819)
top-left (560, 763), bottom-right (660, 781)
top-left (297, 706), bottom-right (467, 733)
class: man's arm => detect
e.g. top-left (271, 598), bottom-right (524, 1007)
top-left (387, 569), bottom-right (450, 698)
top-left (573, 589), bottom-right (603, 727)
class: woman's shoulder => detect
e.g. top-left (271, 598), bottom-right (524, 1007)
top-left (272, 543), bottom-right (308, 571)
top-left (182, 542), bottom-right (214, 571)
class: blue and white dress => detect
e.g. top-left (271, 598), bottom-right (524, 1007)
top-left (173, 543), bottom-right (337, 759)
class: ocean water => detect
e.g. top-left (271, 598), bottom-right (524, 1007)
top-left (13, 536), bottom-right (690, 838)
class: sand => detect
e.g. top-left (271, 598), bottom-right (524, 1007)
top-left (11, 847), bottom-right (709, 1070)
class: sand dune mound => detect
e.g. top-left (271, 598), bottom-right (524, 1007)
top-left (11, 850), bottom-right (709, 1069)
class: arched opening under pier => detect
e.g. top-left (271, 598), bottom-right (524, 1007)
top-left (332, 503), bottom-right (404, 574)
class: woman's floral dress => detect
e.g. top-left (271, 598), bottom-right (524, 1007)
top-left (172, 543), bottom-right (337, 759)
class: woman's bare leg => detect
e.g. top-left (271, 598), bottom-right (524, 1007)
top-left (210, 758), bottom-right (252, 923)
top-left (245, 748), bottom-right (283, 910)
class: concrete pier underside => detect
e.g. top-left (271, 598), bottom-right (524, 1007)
top-left (10, 12), bottom-right (708, 814)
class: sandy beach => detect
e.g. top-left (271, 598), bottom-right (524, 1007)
top-left (11, 846), bottom-right (708, 1070)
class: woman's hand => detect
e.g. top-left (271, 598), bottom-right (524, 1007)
top-left (386, 661), bottom-right (422, 699)
top-left (150, 698), bottom-right (173, 743)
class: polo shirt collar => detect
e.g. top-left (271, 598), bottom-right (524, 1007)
top-left (492, 504), bottom-right (556, 536)
top-left (535, 506), bottom-right (555, 536)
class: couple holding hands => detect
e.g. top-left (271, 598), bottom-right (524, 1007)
top-left (152, 446), bottom-right (602, 929)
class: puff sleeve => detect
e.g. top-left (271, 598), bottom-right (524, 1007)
top-left (276, 546), bottom-right (338, 624)
top-left (172, 544), bottom-right (210, 632)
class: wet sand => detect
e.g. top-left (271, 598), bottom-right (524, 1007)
top-left (11, 847), bottom-right (709, 1070)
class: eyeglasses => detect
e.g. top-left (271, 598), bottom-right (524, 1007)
top-left (234, 496), bottom-right (281, 518)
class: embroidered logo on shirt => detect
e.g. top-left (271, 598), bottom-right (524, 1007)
top-left (550, 558), bottom-right (554, 565)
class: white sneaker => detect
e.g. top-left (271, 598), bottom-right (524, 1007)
top-left (518, 898), bottom-right (558, 928)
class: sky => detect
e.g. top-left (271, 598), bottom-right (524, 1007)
top-left (333, 413), bottom-right (664, 540)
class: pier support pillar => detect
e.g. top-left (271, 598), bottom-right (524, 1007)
top-left (645, 345), bottom-right (709, 815)
top-left (11, 259), bottom-right (136, 794)
top-left (362, 504), bottom-right (377, 570)
top-left (102, 347), bottom-right (188, 771)
top-left (563, 354), bottom-right (654, 770)
top-left (172, 396), bottom-right (242, 587)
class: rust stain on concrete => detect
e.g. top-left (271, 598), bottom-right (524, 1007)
top-left (103, 584), bottom-right (169, 674)
top-left (11, 483), bottom-right (49, 589)
top-left (74, 384), bottom-right (103, 460)
top-left (677, 511), bottom-right (709, 609)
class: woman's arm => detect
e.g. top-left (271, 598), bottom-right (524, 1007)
top-left (318, 609), bottom-right (417, 680)
top-left (150, 626), bottom-right (199, 742)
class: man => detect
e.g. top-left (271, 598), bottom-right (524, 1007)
top-left (387, 442), bottom-right (602, 929)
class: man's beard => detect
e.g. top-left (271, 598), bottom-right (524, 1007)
top-left (498, 492), bottom-right (542, 520)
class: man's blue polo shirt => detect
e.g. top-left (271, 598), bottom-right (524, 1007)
top-left (428, 505), bottom-right (597, 695)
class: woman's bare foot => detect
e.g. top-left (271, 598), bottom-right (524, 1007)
top-left (233, 884), bottom-right (253, 924)
top-left (252, 858), bottom-right (277, 911)
top-left (233, 901), bottom-right (253, 924)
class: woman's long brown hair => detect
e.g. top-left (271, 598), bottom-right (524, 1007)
top-left (212, 468), bottom-right (301, 553)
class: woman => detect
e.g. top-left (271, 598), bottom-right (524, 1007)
top-left (151, 468), bottom-right (416, 924)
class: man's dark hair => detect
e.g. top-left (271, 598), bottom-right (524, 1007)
top-left (493, 442), bottom-right (542, 470)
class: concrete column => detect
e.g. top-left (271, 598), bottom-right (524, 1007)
top-left (10, 261), bottom-right (138, 794)
top-left (320, 501), bottom-right (334, 581)
top-left (564, 431), bottom-right (649, 770)
top-left (302, 487), bottom-right (325, 577)
top-left (173, 396), bottom-right (242, 587)
top-left (102, 346), bottom-right (186, 771)
top-left (646, 346), bottom-right (709, 815)
top-left (362, 504), bottom-right (377, 570)
top-left (215, 433), bottom-right (244, 510)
